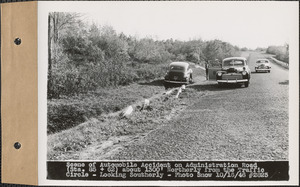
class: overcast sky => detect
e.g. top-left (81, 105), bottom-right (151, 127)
top-left (45, 1), bottom-right (298, 49)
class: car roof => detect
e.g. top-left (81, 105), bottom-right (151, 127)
top-left (169, 61), bottom-right (189, 68)
top-left (223, 57), bottom-right (247, 62)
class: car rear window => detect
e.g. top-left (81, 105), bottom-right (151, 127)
top-left (257, 60), bottom-right (269, 63)
top-left (170, 66), bottom-right (185, 71)
top-left (223, 60), bottom-right (245, 66)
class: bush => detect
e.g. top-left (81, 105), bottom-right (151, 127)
top-left (133, 38), bottom-right (171, 64)
top-left (202, 40), bottom-right (240, 64)
top-left (48, 14), bottom-right (242, 99)
top-left (135, 63), bottom-right (167, 81)
top-left (48, 98), bottom-right (108, 134)
top-left (266, 45), bottom-right (289, 63)
top-left (48, 102), bottom-right (87, 134)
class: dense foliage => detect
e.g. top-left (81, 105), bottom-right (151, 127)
top-left (48, 12), bottom-right (240, 99)
top-left (266, 45), bottom-right (289, 63)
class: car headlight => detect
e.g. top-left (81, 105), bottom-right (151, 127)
top-left (217, 72), bottom-right (222, 76)
top-left (242, 71), bottom-right (247, 76)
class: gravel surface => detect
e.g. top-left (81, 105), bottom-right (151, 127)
top-left (111, 52), bottom-right (289, 160)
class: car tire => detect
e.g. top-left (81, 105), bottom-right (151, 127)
top-left (255, 70), bottom-right (257, 73)
top-left (245, 81), bottom-right (249, 87)
top-left (268, 70), bottom-right (271, 73)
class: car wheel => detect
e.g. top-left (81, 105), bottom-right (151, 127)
top-left (255, 70), bottom-right (257, 73)
top-left (245, 81), bottom-right (249, 87)
top-left (268, 70), bottom-right (271, 73)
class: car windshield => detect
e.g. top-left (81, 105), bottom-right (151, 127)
top-left (170, 65), bottom-right (185, 71)
top-left (223, 60), bottom-right (245, 67)
top-left (256, 60), bottom-right (269, 63)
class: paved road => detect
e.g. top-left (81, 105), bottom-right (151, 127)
top-left (113, 52), bottom-right (289, 160)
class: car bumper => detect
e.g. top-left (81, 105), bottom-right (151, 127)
top-left (255, 68), bottom-right (270, 71)
top-left (217, 79), bottom-right (248, 83)
top-left (164, 80), bottom-right (188, 84)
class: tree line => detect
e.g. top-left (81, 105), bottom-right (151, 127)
top-left (48, 12), bottom-right (241, 99)
top-left (266, 45), bottom-right (289, 63)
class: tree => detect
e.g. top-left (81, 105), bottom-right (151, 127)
top-left (133, 38), bottom-right (169, 63)
top-left (285, 43), bottom-right (289, 63)
top-left (48, 12), bottom-right (82, 98)
top-left (266, 45), bottom-right (289, 63)
top-left (201, 40), bottom-right (240, 66)
top-left (202, 40), bottom-right (222, 63)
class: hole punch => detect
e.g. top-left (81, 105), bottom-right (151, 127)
top-left (14, 142), bottom-right (21, 149)
top-left (14, 38), bottom-right (21, 45)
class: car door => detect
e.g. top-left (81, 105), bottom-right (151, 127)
top-left (187, 65), bottom-right (192, 76)
top-left (245, 60), bottom-right (251, 74)
top-left (208, 67), bottom-right (222, 80)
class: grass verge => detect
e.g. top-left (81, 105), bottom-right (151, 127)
top-left (47, 66), bottom-right (205, 160)
top-left (47, 87), bottom-right (201, 160)
top-left (47, 80), bottom-right (166, 134)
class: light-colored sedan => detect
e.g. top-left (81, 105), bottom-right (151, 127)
top-left (255, 59), bottom-right (271, 73)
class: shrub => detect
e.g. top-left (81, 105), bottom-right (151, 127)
top-left (48, 102), bottom-right (87, 134)
top-left (266, 45), bottom-right (289, 63)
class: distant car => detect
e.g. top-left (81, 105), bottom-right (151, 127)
top-left (164, 62), bottom-right (193, 84)
top-left (216, 57), bottom-right (251, 87)
top-left (255, 59), bottom-right (271, 73)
